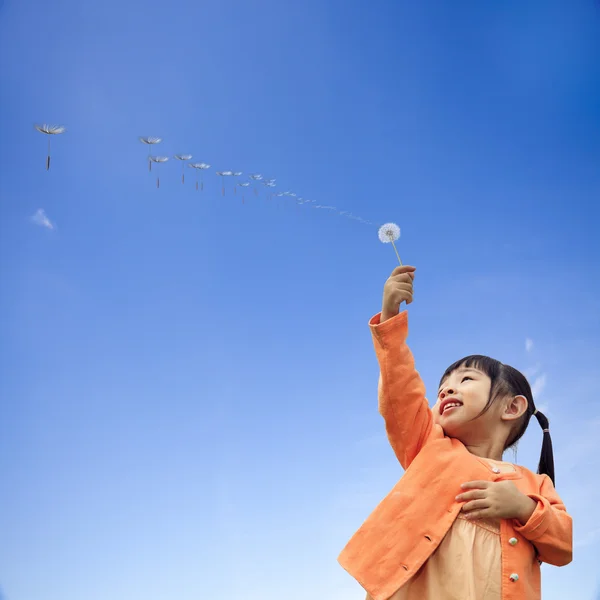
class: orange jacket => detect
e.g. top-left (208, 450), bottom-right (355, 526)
top-left (338, 311), bottom-right (572, 600)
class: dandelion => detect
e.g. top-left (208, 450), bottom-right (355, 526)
top-left (378, 222), bottom-right (402, 265)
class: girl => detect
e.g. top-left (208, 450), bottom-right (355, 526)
top-left (338, 266), bottom-right (572, 600)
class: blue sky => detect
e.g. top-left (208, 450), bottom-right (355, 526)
top-left (1, 0), bottom-right (599, 598)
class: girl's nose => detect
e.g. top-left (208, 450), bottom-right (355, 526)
top-left (440, 387), bottom-right (455, 398)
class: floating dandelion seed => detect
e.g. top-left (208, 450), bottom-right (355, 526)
top-left (149, 156), bottom-right (169, 188)
top-left (139, 137), bottom-right (162, 171)
top-left (223, 171), bottom-right (236, 195)
top-left (215, 172), bottom-right (225, 194)
top-left (216, 170), bottom-right (233, 196)
top-left (378, 222), bottom-right (402, 265)
top-left (232, 171), bottom-right (243, 194)
top-left (174, 154), bottom-right (192, 183)
top-left (35, 124), bottom-right (66, 170)
top-left (188, 162), bottom-right (211, 190)
top-left (263, 179), bottom-right (276, 200)
top-left (238, 181), bottom-right (250, 203)
top-left (249, 173), bottom-right (263, 196)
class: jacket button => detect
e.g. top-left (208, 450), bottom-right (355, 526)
top-left (492, 467), bottom-right (500, 473)
top-left (509, 537), bottom-right (518, 546)
top-left (509, 573), bottom-right (519, 582)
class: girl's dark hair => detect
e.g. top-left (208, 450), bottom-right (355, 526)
top-left (439, 355), bottom-right (555, 486)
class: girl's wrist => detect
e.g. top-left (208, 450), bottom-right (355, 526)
top-left (516, 496), bottom-right (537, 525)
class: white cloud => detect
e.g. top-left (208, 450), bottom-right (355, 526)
top-left (30, 208), bottom-right (55, 230)
top-left (524, 362), bottom-right (542, 379)
top-left (531, 374), bottom-right (547, 399)
top-left (526, 338), bottom-right (534, 352)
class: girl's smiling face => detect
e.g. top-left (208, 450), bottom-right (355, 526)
top-left (433, 367), bottom-right (495, 438)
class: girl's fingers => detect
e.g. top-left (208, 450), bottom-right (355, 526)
top-left (464, 510), bottom-right (490, 520)
top-left (460, 481), bottom-right (490, 490)
top-left (395, 286), bottom-right (413, 301)
top-left (461, 499), bottom-right (490, 513)
top-left (456, 490), bottom-right (487, 502)
top-left (390, 266), bottom-right (416, 277)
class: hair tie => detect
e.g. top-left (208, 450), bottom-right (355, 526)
top-left (543, 428), bottom-right (549, 433)
top-left (533, 409), bottom-right (539, 415)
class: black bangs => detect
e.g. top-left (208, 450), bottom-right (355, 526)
top-left (438, 354), bottom-right (503, 389)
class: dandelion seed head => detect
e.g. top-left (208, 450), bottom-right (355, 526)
top-left (378, 222), bottom-right (400, 244)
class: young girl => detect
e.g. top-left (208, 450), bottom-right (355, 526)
top-left (338, 266), bottom-right (572, 600)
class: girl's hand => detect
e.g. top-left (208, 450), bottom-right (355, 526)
top-left (381, 265), bottom-right (416, 322)
top-left (456, 480), bottom-right (537, 525)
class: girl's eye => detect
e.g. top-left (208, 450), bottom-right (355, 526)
top-left (462, 376), bottom-right (473, 382)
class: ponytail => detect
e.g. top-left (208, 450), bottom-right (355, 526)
top-left (533, 409), bottom-right (555, 486)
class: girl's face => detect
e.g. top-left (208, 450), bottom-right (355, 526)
top-left (433, 367), bottom-right (496, 439)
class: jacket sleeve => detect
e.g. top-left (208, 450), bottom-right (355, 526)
top-left (371, 310), bottom-right (434, 470)
top-left (513, 475), bottom-right (573, 566)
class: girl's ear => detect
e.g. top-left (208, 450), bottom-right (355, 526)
top-left (502, 394), bottom-right (528, 422)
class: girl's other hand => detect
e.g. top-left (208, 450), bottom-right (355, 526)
top-left (456, 480), bottom-right (537, 525)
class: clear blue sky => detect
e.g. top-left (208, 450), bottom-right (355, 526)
top-left (1, 0), bottom-right (599, 599)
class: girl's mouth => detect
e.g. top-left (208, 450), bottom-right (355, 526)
top-left (440, 399), bottom-right (463, 414)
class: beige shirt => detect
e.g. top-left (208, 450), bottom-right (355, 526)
top-left (366, 459), bottom-right (515, 600)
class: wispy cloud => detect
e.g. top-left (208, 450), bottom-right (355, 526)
top-left (524, 362), bottom-right (542, 379)
top-left (524, 344), bottom-right (547, 412)
top-left (531, 374), bottom-right (547, 399)
top-left (30, 208), bottom-right (54, 230)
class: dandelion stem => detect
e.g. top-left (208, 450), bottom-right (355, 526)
top-left (391, 240), bottom-right (403, 266)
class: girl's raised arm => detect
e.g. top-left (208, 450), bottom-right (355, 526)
top-left (372, 266), bottom-right (435, 469)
